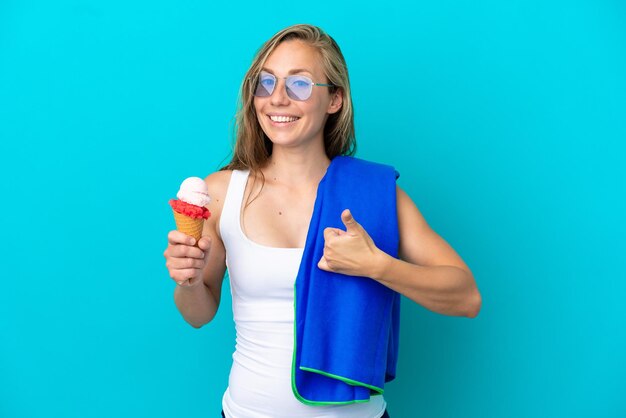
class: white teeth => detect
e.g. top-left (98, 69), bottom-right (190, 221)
top-left (269, 115), bottom-right (299, 123)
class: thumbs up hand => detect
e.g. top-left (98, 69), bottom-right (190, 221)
top-left (317, 209), bottom-right (383, 278)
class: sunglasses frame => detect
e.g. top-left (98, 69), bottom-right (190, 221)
top-left (251, 71), bottom-right (335, 101)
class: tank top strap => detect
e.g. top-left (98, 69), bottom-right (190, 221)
top-left (219, 169), bottom-right (250, 243)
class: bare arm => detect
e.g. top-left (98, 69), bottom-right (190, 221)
top-left (165, 171), bottom-right (231, 328)
top-left (171, 232), bottom-right (226, 328)
top-left (319, 185), bottom-right (481, 318)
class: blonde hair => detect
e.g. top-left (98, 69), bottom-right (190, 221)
top-left (222, 24), bottom-right (356, 173)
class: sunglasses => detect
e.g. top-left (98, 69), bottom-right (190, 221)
top-left (253, 71), bottom-right (335, 101)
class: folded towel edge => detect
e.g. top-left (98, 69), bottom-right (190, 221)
top-left (299, 366), bottom-right (384, 394)
top-left (290, 367), bottom-right (380, 406)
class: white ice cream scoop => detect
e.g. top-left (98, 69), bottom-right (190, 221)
top-left (177, 177), bottom-right (211, 206)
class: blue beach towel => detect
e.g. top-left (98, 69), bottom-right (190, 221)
top-left (292, 155), bottom-right (401, 405)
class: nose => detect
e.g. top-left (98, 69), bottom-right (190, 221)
top-left (269, 78), bottom-right (291, 106)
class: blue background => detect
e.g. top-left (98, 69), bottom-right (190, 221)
top-left (1, 1), bottom-right (624, 417)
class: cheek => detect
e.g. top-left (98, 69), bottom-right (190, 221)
top-left (312, 94), bottom-right (332, 113)
top-left (308, 101), bottom-right (330, 124)
top-left (253, 102), bottom-right (266, 125)
top-left (253, 98), bottom-right (261, 116)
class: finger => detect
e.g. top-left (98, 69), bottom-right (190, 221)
top-left (317, 256), bottom-right (331, 272)
top-left (323, 227), bottom-right (342, 242)
top-left (172, 244), bottom-right (205, 259)
top-left (168, 257), bottom-right (205, 270)
top-left (341, 209), bottom-right (361, 234)
top-left (201, 239), bottom-right (212, 264)
top-left (170, 268), bottom-right (197, 283)
top-left (168, 230), bottom-right (196, 246)
top-left (198, 236), bottom-right (212, 252)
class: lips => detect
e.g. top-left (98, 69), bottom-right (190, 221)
top-left (266, 114), bottom-right (301, 127)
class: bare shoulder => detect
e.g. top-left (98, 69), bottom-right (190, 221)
top-left (396, 185), bottom-right (429, 232)
top-left (395, 184), bottom-right (471, 273)
top-left (204, 170), bottom-right (232, 210)
top-left (203, 170), bottom-right (233, 239)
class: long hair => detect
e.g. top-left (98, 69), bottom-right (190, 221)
top-left (221, 24), bottom-right (356, 174)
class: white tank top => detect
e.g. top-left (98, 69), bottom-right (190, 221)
top-left (219, 170), bottom-right (387, 418)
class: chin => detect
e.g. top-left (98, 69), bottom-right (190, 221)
top-left (267, 136), bottom-right (301, 148)
top-left (261, 128), bottom-right (300, 146)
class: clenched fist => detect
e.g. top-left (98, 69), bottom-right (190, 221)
top-left (163, 230), bottom-right (211, 287)
top-left (317, 209), bottom-right (383, 279)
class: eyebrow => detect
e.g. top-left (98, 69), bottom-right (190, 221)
top-left (261, 67), bottom-right (313, 76)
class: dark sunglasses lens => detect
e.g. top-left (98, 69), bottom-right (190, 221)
top-left (286, 76), bottom-right (312, 101)
top-left (254, 73), bottom-right (275, 97)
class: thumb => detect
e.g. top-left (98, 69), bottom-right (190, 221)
top-left (341, 209), bottom-right (361, 234)
top-left (198, 236), bottom-right (212, 253)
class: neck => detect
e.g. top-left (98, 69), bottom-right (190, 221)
top-left (263, 140), bottom-right (331, 187)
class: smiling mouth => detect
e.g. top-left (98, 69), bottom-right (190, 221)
top-left (268, 115), bottom-right (300, 124)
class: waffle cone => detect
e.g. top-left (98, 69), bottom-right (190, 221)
top-left (172, 209), bottom-right (205, 243)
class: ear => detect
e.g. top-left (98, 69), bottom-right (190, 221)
top-left (326, 89), bottom-right (343, 115)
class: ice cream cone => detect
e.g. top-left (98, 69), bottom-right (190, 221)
top-left (170, 176), bottom-right (211, 245)
top-left (172, 209), bottom-right (204, 243)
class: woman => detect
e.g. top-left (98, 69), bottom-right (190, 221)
top-left (163, 24), bottom-right (481, 418)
